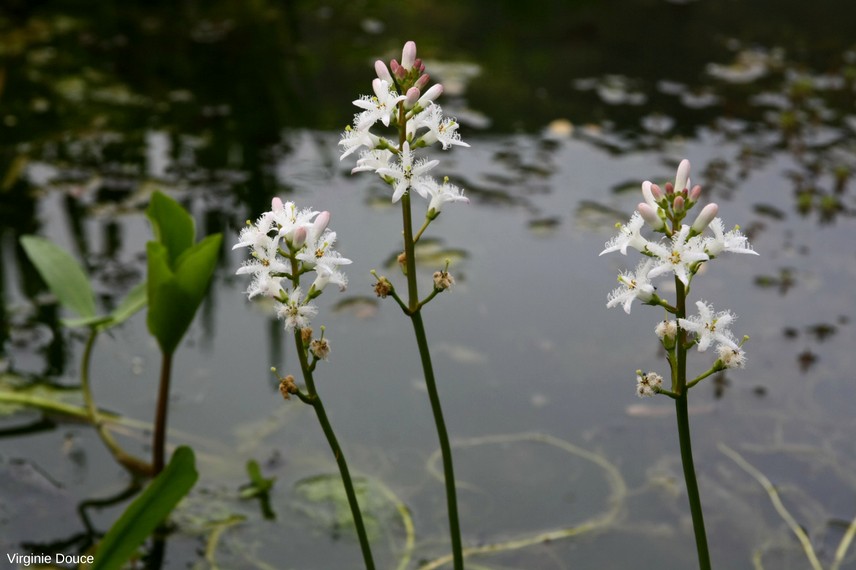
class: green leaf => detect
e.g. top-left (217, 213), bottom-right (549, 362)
top-left (146, 191), bottom-right (194, 266)
top-left (92, 446), bottom-right (198, 570)
top-left (174, 234), bottom-right (222, 302)
top-left (20, 235), bottom-right (96, 319)
top-left (105, 281), bottom-right (148, 327)
top-left (62, 283), bottom-right (146, 329)
top-left (145, 235), bottom-right (221, 355)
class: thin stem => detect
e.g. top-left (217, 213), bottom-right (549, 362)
top-left (152, 351), bottom-right (174, 476)
top-left (81, 328), bottom-right (152, 477)
top-left (410, 309), bottom-right (464, 569)
top-left (675, 277), bottom-right (712, 570)
top-left (293, 330), bottom-right (376, 570)
top-left (414, 217), bottom-right (432, 244)
top-left (687, 366), bottom-right (722, 390)
top-left (287, 249), bottom-right (375, 569)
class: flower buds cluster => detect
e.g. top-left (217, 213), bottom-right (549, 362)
top-left (341, 41), bottom-right (470, 215)
top-left (600, 159), bottom-right (757, 395)
top-left (234, 198), bottom-right (351, 331)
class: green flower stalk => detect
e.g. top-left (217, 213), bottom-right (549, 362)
top-left (341, 41), bottom-right (469, 569)
top-left (600, 159), bottom-right (758, 569)
top-left (234, 199), bottom-right (375, 570)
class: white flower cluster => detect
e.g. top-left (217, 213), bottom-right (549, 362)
top-left (234, 197), bottom-right (351, 330)
top-left (601, 159), bottom-right (756, 387)
top-left (340, 41), bottom-right (470, 214)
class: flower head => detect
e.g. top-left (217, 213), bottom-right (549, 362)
top-left (646, 225), bottom-right (709, 286)
top-left (704, 218), bottom-right (758, 257)
top-left (717, 343), bottom-right (747, 369)
top-left (678, 300), bottom-right (739, 351)
top-left (375, 142), bottom-right (439, 202)
top-left (600, 211), bottom-right (650, 256)
top-left (277, 287), bottom-right (317, 331)
top-left (606, 258), bottom-right (656, 314)
top-left (352, 79), bottom-right (406, 131)
top-left (413, 104), bottom-right (470, 150)
top-left (636, 371), bottom-right (663, 398)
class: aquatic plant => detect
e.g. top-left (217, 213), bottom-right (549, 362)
top-left (234, 199), bottom-right (376, 568)
top-left (600, 159), bottom-right (757, 569)
top-left (341, 40), bottom-right (470, 569)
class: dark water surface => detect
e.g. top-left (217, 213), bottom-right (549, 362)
top-left (2, 1), bottom-right (856, 568)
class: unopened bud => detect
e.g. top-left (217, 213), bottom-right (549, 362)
top-left (312, 211), bottom-right (331, 240)
top-left (292, 226), bottom-right (307, 249)
top-left (404, 87), bottom-right (420, 108)
top-left (390, 59), bottom-right (406, 80)
top-left (375, 61), bottom-right (393, 85)
top-left (271, 197), bottom-right (284, 210)
top-left (401, 41), bottom-right (417, 70)
top-left (691, 203), bottom-right (719, 233)
top-left (414, 73), bottom-right (430, 91)
top-left (641, 181), bottom-right (657, 210)
top-left (664, 182), bottom-right (674, 195)
top-left (650, 184), bottom-right (662, 201)
top-left (689, 184), bottom-right (702, 201)
top-left (673, 195), bottom-right (685, 213)
top-left (637, 203), bottom-right (665, 230)
top-left (418, 84), bottom-right (444, 107)
top-left (675, 159), bottom-right (691, 193)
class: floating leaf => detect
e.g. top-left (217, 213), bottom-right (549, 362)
top-left (294, 474), bottom-right (386, 540)
top-left (92, 446), bottom-right (198, 570)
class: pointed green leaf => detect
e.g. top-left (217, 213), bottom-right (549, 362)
top-left (146, 235), bottom-right (221, 355)
top-left (174, 234), bottom-right (222, 303)
top-left (20, 235), bottom-right (97, 318)
top-left (91, 446), bottom-right (198, 570)
top-left (146, 191), bottom-right (194, 266)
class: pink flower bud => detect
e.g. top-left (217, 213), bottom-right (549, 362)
top-left (638, 203), bottom-right (665, 230)
top-left (418, 83), bottom-right (444, 107)
top-left (642, 181), bottom-right (657, 209)
top-left (401, 41), bottom-right (417, 70)
top-left (689, 184), bottom-right (702, 201)
top-left (664, 182), bottom-right (674, 195)
top-left (673, 195), bottom-right (685, 213)
top-left (414, 73), bottom-right (430, 91)
top-left (312, 211), bottom-right (331, 239)
top-left (271, 197), bottom-right (284, 210)
top-left (675, 159), bottom-right (691, 192)
top-left (691, 203), bottom-right (719, 233)
top-left (404, 87), bottom-right (420, 108)
top-left (390, 59), bottom-right (406, 79)
top-left (374, 60), bottom-right (393, 84)
top-left (292, 226), bottom-right (307, 249)
top-left (650, 183), bottom-right (662, 200)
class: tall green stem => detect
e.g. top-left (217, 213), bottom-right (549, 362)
top-left (152, 351), bottom-right (174, 476)
top-left (292, 331), bottom-right (376, 570)
top-left (397, 100), bottom-right (463, 568)
top-left (81, 329), bottom-right (152, 476)
top-left (675, 278), bottom-right (712, 570)
top-left (410, 309), bottom-right (464, 569)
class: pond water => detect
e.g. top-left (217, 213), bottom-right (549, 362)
top-left (2, 1), bottom-right (856, 569)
